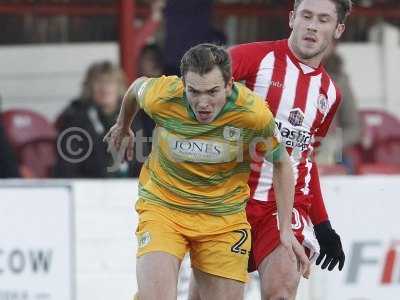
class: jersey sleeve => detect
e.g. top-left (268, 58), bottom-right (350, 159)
top-left (137, 75), bottom-right (182, 118)
top-left (309, 161), bottom-right (329, 225)
top-left (256, 106), bottom-right (284, 163)
top-left (313, 85), bottom-right (342, 148)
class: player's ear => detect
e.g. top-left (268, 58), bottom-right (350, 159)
top-left (289, 10), bottom-right (295, 29)
top-left (334, 23), bottom-right (345, 39)
top-left (225, 77), bottom-right (234, 94)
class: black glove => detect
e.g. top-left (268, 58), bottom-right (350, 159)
top-left (314, 220), bottom-right (345, 271)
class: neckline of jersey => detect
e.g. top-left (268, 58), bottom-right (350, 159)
top-left (183, 83), bottom-right (239, 122)
top-left (283, 39), bottom-right (323, 76)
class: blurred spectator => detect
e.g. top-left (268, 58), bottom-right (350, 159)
top-left (132, 43), bottom-right (165, 172)
top-left (0, 117), bottom-right (20, 178)
top-left (53, 61), bottom-right (142, 178)
top-left (133, 0), bottom-right (166, 66)
top-left (318, 50), bottom-right (361, 173)
top-left (138, 43), bottom-right (165, 78)
top-left (164, 0), bottom-right (226, 75)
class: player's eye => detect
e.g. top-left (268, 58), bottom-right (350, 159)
top-left (303, 14), bottom-right (312, 20)
top-left (209, 90), bottom-right (218, 96)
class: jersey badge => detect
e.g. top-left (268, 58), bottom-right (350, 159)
top-left (137, 231), bottom-right (151, 249)
top-left (223, 126), bottom-right (241, 142)
top-left (288, 108), bottom-right (304, 127)
top-left (317, 94), bottom-right (329, 114)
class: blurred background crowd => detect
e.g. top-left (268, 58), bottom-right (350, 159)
top-left (1, 0), bottom-right (400, 179)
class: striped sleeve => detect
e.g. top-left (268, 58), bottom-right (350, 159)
top-left (256, 108), bottom-right (284, 163)
top-left (315, 82), bottom-right (342, 139)
top-left (229, 41), bottom-right (274, 82)
top-left (138, 75), bottom-right (181, 118)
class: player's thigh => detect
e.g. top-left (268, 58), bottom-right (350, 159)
top-left (136, 251), bottom-right (181, 300)
top-left (136, 200), bottom-right (189, 259)
top-left (192, 267), bottom-right (245, 300)
top-left (135, 204), bottom-right (189, 299)
top-left (190, 228), bottom-right (251, 283)
top-left (258, 244), bottom-right (301, 299)
top-left (187, 271), bottom-right (202, 300)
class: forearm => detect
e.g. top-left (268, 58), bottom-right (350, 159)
top-left (117, 77), bottom-right (147, 130)
top-left (309, 162), bottom-right (329, 225)
top-left (273, 149), bottom-right (295, 231)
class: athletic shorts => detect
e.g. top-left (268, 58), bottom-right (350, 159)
top-left (246, 199), bottom-right (320, 272)
top-left (135, 199), bottom-right (251, 282)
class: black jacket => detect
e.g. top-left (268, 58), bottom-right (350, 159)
top-left (53, 99), bottom-right (154, 178)
top-left (0, 118), bottom-right (20, 178)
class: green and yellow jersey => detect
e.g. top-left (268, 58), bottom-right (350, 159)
top-left (137, 75), bottom-right (282, 215)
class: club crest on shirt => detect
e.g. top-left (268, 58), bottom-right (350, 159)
top-left (288, 108), bottom-right (304, 127)
top-left (317, 94), bottom-right (329, 114)
top-left (223, 126), bottom-right (241, 141)
top-left (137, 231), bottom-right (151, 248)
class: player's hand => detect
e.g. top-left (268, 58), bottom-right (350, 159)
top-left (314, 220), bottom-right (345, 271)
top-left (280, 229), bottom-right (311, 279)
top-left (103, 123), bottom-right (135, 161)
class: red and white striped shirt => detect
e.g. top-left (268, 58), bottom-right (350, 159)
top-left (230, 39), bottom-right (341, 209)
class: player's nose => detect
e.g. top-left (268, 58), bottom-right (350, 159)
top-left (306, 18), bottom-right (318, 32)
top-left (197, 96), bottom-right (212, 108)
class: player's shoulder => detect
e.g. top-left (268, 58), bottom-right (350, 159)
top-left (145, 75), bottom-right (184, 98)
top-left (230, 39), bottom-right (286, 56)
top-left (234, 83), bottom-right (273, 130)
top-left (320, 68), bottom-right (342, 102)
top-left (139, 75), bottom-right (185, 117)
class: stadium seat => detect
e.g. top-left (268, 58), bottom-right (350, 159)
top-left (358, 163), bottom-right (400, 175)
top-left (1, 109), bottom-right (57, 178)
top-left (317, 164), bottom-right (348, 175)
top-left (357, 109), bottom-right (400, 165)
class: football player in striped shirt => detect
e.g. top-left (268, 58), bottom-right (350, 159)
top-left (189, 0), bottom-right (351, 300)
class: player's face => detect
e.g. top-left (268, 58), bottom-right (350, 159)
top-left (184, 67), bottom-right (233, 124)
top-left (289, 0), bottom-right (345, 63)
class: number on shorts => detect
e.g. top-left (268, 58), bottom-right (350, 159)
top-left (231, 229), bottom-right (249, 255)
top-left (273, 208), bottom-right (302, 230)
top-left (291, 208), bottom-right (302, 230)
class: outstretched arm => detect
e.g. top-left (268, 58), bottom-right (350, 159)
top-left (272, 148), bottom-right (310, 279)
top-left (309, 161), bottom-right (329, 225)
top-left (103, 77), bottom-right (148, 161)
top-left (310, 161), bottom-right (345, 271)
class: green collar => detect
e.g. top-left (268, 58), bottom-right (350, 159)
top-left (184, 84), bottom-right (239, 122)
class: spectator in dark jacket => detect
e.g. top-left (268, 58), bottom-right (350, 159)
top-left (318, 49), bottom-right (361, 173)
top-left (54, 61), bottom-right (149, 178)
top-left (135, 44), bottom-right (165, 153)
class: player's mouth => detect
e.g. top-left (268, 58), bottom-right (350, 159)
top-left (303, 35), bottom-right (317, 45)
top-left (197, 111), bottom-right (213, 122)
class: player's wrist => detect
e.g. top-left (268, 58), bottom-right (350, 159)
top-left (115, 117), bottom-right (131, 132)
top-left (314, 220), bottom-right (332, 233)
top-left (279, 227), bottom-right (294, 241)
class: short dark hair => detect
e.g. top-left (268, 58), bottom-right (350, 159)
top-left (180, 43), bottom-right (231, 86)
top-left (294, 0), bottom-right (352, 24)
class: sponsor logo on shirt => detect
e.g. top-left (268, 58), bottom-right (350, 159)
top-left (269, 80), bottom-right (285, 89)
top-left (169, 138), bottom-right (237, 163)
top-left (276, 120), bottom-right (311, 152)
